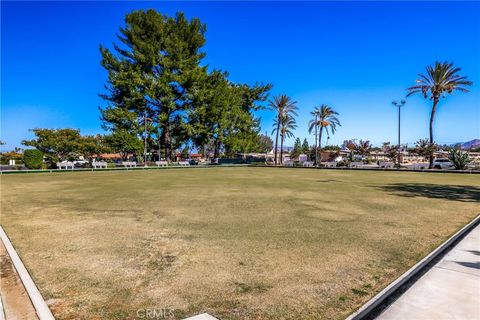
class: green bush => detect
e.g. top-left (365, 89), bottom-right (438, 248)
top-left (448, 149), bottom-right (471, 170)
top-left (23, 149), bottom-right (44, 169)
top-left (336, 160), bottom-right (348, 167)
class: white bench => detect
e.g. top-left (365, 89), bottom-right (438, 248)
top-left (178, 161), bottom-right (190, 167)
top-left (57, 161), bottom-right (74, 170)
top-left (284, 160), bottom-right (294, 167)
top-left (378, 161), bottom-right (394, 169)
top-left (349, 162), bottom-right (364, 168)
top-left (122, 161), bottom-right (137, 168)
top-left (155, 161), bottom-right (168, 167)
top-left (302, 161), bottom-right (314, 167)
top-left (92, 161), bottom-right (107, 169)
top-left (323, 162), bottom-right (337, 168)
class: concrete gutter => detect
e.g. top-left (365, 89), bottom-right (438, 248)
top-left (345, 214), bottom-right (480, 320)
top-left (0, 226), bottom-right (55, 320)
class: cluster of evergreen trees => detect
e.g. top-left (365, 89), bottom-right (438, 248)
top-left (291, 138), bottom-right (310, 159)
top-left (100, 10), bottom-right (272, 161)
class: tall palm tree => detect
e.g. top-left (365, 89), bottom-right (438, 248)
top-left (308, 105), bottom-right (341, 165)
top-left (407, 61), bottom-right (472, 168)
top-left (279, 114), bottom-right (297, 164)
top-left (269, 95), bottom-right (298, 165)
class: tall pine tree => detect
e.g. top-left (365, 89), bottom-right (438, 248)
top-left (100, 10), bottom-right (271, 160)
top-left (302, 138), bottom-right (309, 154)
top-left (100, 10), bottom-right (207, 161)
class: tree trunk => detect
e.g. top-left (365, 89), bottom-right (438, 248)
top-left (318, 127), bottom-right (323, 164)
top-left (157, 130), bottom-right (162, 161)
top-left (213, 137), bottom-right (221, 159)
top-left (429, 98), bottom-right (438, 169)
top-left (314, 119), bottom-right (318, 166)
top-left (274, 118), bottom-right (280, 165)
top-left (163, 124), bottom-right (172, 162)
top-left (280, 134), bottom-right (284, 165)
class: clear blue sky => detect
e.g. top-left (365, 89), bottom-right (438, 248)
top-left (2, 1), bottom-right (479, 150)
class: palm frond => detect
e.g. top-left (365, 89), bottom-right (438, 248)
top-left (407, 61), bottom-right (472, 99)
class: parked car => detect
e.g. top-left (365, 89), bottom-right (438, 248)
top-left (73, 160), bottom-right (89, 167)
top-left (432, 158), bottom-right (454, 170)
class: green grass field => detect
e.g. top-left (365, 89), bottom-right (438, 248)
top-left (1, 167), bottom-right (478, 319)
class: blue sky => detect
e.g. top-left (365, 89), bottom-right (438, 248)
top-left (2, 1), bottom-right (479, 150)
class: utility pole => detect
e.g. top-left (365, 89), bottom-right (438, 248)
top-left (392, 100), bottom-right (406, 167)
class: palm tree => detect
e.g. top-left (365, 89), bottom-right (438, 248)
top-left (269, 95), bottom-right (298, 165)
top-left (277, 114), bottom-right (297, 164)
top-left (308, 105), bottom-right (341, 166)
top-left (407, 61), bottom-right (472, 168)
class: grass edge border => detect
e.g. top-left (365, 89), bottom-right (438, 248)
top-left (0, 226), bottom-right (55, 320)
top-left (1, 164), bottom-right (479, 175)
top-left (345, 213), bottom-right (480, 320)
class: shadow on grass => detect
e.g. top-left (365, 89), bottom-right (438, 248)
top-left (376, 183), bottom-right (480, 203)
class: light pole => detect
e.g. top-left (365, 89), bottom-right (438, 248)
top-left (392, 100), bottom-right (406, 166)
top-left (143, 111), bottom-right (152, 167)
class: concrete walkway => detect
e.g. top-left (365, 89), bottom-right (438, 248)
top-left (377, 224), bottom-right (480, 320)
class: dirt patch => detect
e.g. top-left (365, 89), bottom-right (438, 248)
top-left (0, 240), bottom-right (38, 319)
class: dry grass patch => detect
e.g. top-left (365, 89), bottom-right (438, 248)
top-left (1, 167), bottom-right (478, 319)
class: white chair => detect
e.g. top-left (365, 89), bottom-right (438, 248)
top-left (155, 161), bottom-right (168, 167)
top-left (178, 161), bottom-right (190, 167)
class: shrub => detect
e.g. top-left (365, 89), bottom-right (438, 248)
top-left (81, 162), bottom-right (92, 168)
top-left (448, 149), bottom-right (471, 170)
top-left (336, 160), bottom-right (348, 167)
top-left (23, 149), bottom-right (44, 169)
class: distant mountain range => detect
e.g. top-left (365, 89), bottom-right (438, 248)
top-left (459, 139), bottom-right (480, 150)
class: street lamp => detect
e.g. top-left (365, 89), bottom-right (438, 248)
top-left (392, 99), bottom-right (406, 166)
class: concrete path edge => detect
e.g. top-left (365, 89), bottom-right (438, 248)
top-left (345, 213), bottom-right (480, 320)
top-left (0, 294), bottom-right (5, 320)
top-left (0, 226), bottom-right (55, 320)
